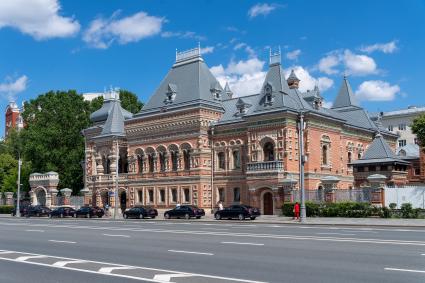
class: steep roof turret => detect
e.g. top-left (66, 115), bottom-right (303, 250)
top-left (332, 76), bottom-right (359, 109)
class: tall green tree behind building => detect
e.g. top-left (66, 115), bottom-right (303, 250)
top-left (412, 114), bottom-right (425, 147)
top-left (90, 89), bottom-right (143, 114)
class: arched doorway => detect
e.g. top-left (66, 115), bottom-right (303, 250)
top-left (120, 191), bottom-right (127, 213)
top-left (100, 191), bottom-right (109, 208)
top-left (263, 192), bottom-right (274, 215)
top-left (35, 188), bottom-right (46, 206)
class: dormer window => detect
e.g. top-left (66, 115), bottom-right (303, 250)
top-left (235, 98), bottom-right (251, 116)
top-left (264, 84), bottom-right (274, 105)
top-left (164, 84), bottom-right (177, 104)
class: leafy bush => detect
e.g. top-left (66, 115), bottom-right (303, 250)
top-left (389, 203), bottom-right (397, 210)
top-left (0, 205), bottom-right (14, 214)
top-left (400, 203), bottom-right (413, 218)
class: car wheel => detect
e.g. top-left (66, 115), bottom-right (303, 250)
top-left (184, 213), bottom-right (190, 220)
top-left (151, 216), bottom-right (156, 219)
top-left (196, 216), bottom-right (201, 219)
top-left (60, 213), bottom-right (64, 218)
top-left (124, 214), bottom-right (128, 219)
top-left (164, 213), bottom-right (170, 219)
top-left (238, 214), bottom-right (244, 221)
top-left (215, 213), bottom-right (221, 220)
top-left (98, 215), bottom-right (102, 218)
top-left (250, 217), bottom-right (256, 220)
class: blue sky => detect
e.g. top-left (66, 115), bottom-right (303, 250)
top-left (1, 0), bottom-right (425, 135)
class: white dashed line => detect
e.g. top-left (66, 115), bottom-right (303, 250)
top-left (385, 267), bottom-right (425, 274)
top-left (25, 229), bottom-right (45, 232)
top-left (103, 234), bottom-right (130, 238)
top-left (48, 240), bottom-right (76, 244)
top-left (316, 233), bottom-right (357, 236)
top-left (168, 250), bottom-right (214, 256)
top-left (221, 241), bottom-right (264, 246)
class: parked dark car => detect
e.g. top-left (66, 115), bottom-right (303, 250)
top-left (48, 206), bottom-right (76, 218)
top-left (123, 206), bottom-right (158, 219)
top-left (24, 205), bottom-right (51, 217)
top-left (12, 205), bottom-right (29, 217)
top-left (164, 205), bottom-right (205, 219)
top-left (214, 205), bottom-right (261, 220)
top-left (75, 206), bottom-right (104, 218)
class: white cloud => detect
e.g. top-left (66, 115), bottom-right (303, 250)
top-left (318, 54), bottom-right (340, 75)
top-left (200, 46), bottom-right (214, 54)
top-left (0, 75), bottom-right (28, 100)
top-left (211, 57), bottom-right (266, 97)
top-left (161, 30), bottom-right (205, 41)
top-left (360, 40), bottom-right (398, 54)
top-left (83, 11), bottom-right (164, 48)
top-left (0, 0), bottom-right (80, 40)
top-left (343, 50), bottom-right (377, 76)
top-left (322, 101), bottom-right (333, 108)
top-left (355, 80), bottom-right (400, 101)
top-left (286, 49), bottom-right (301, 61)
top-left (284, 66), bottom-right (334, 93)
top-left (248, 3), bottom-right (279, 18)
top-left (233, 42), bottom-right (256, 57)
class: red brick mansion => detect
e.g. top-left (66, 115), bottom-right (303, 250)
top-left (82, 47), bottom-right (397, 215)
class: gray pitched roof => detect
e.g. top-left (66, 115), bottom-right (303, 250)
top-left (397, 143), bottom-right (420, 158)
top-left (332, 76), bottom-right (359, 109)
top-left (287, 69), bottom-right (300, 82)
top-left (135, 53), bottom-right (224, 117)
top-left (90, 98), bottom-right (133, 123)
top-left (352, 133), bottom-right (409, 165)
top-left (96, 100), bottom-right (126, 138)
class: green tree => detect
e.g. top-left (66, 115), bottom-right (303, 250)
top-left (0, 153), bottom-right (17, 193)
top-left (412, 114), bottom-right (425, 146)
top-left (90, 89), bottom-right (143, 114)
top-left (21, 90), bottom-right (92, 193)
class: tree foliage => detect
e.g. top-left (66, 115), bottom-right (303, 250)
top-left (21, 90), bottom-right (92, 193)
top-left (90, 89), bottom-right (143, 114)
top-left (412, 114), bottom-right (425, 147)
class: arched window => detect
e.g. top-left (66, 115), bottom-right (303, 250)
top-left (171, 151), bottom-right (178, 171)
top-left (322, 145), bottom-right (328, 165)
top-left (137, 154), bottom-right (144, 174)
top-left (358, 153), bottom-right (362, 159)
top-left (263, 142), bottom-right (275, 161)
top-left (148, 154), bottom-right (155, 173)
top-left (218, 152), bottom-right (225, 169)
top-left (159, 152), bottom-right (166, 172)
top-left (183, 150), bottom-right (190, 170)
top-left (347, 152), bottom-right (352, 163)
top-left (233, 188), bottom-right (240, 202)
top-left (233, 150), bottom-right (240, 169)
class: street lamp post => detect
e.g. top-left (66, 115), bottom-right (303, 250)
top-left (114, 139), bottom-right (119, 219)
top-left (298, 112), bottom-right (306, 223)
top-left (16, 152), bottom-right (22, 217)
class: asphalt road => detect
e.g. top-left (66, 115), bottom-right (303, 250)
top-left (0, 217), bottom-right (425, 283)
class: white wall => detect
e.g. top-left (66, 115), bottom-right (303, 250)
top-left (384, 186), bottom-right (425, 209)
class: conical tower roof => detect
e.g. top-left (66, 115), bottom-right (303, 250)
top-left (332, 76), bottom-right (359, 109)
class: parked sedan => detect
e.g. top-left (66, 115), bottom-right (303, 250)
top-left (164, 205), bottom-right (205, 219)
top-left (123, 206), bottom-right (158, 219)
top-left (48, 206), bottom-right (76, 218)
top-left (75, 206), bottom-right (104, 218)
top-left (12, 205), bottom-right (29, 217)
top-left (215, 205), bottom-right (261, 220)
top-left (25, 205), bottom-right (51, 217)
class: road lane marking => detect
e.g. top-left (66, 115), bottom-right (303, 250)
top-left (221, 241), bottom-right (264, 246)
top-left (53, 260), bottom-right (86, 267)
top-left (4, 222), bottom-right (425, 246)
top-left (16, 255), bottom-right (47, 261)
top-left (48, 240), bottom-right (76, 244)
top-left (0, 249), bottom-right (265, 283)
top-left (201, 228), bottom-right (229, 231)
top-left (153, 273), bottom-right (193, 281)
top-left (99, 266), bottom-right (137, 273)
top-left (103, 234), bottom-right (130, 238)
top-left (385, 267), bottom-right (425, 273)
top-left (168, 250), bottom-right (214, 256)
top-left (316, 233), bottom-right (357, 236)
top-left (25, 229), bottom-right (45, 232)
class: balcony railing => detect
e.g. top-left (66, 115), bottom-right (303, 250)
top-left (247, 161), bottom-right (284, 172)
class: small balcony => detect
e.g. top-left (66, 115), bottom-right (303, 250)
top-left (247, 161), bottom-right (284, 172)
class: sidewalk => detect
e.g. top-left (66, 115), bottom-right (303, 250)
top-left (2, 213), bottom-right (425, 228)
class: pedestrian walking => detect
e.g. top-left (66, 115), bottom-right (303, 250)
top-left (293, 202), bottom-right (300, 220)
top-left (218, 201), bottom-right (224, 211)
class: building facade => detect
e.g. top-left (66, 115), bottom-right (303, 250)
top-left (82, 47), bottom-right (397, 215)
top-left (5, 101), bottom-right (23, 137)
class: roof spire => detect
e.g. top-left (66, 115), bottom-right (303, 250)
top-left (224, 82), bottom-right (233, 99)
top-left (287, 69), bottom-right (300, 89)
top-left (332, 75), bottom-right (359, 109)
top-left (269, 46), bottom-right (281, 66)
